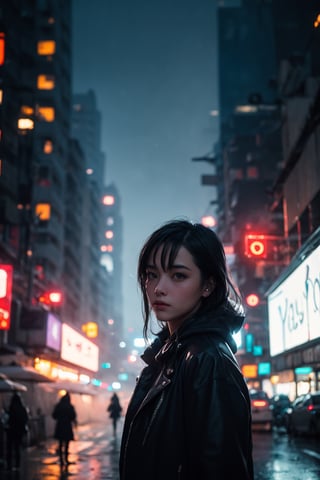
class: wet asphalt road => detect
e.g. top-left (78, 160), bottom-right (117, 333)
top-left (1, 422), bottom-right (320, 479)
top-left (1, 421), bottom-right (121, 480)
top-left (253, 428), bottom-right (320, 480)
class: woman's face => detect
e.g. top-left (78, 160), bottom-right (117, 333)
top-left (145, 245), bottom-right (211, 334)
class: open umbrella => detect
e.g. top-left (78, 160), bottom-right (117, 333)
top-left (0, 373), bottom-right (27, 392)
top-left (0, 365), bottom-right (53, 383)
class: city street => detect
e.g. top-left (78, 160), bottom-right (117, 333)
top-left (1, 421), bottom-right (320, 479)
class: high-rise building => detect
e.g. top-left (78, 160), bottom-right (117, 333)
top-left (0, 2), bottom-right (123, 410)
top-left (72, 90), bottom-right (106, 192)
top-left (71, 91), bottom-right (124, 372)
top-left (0, 0), bottom-right (73, 325)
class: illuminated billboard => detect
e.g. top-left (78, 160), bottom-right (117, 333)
top-left (46, 313), bottom-right (61, 351)
top-left (268, 243), bottom-right (320, 356)
top-left (61, 324), bottom-right (99, 372)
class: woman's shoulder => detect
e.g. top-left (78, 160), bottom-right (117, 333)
top-left (179, 336), bottom-right (240, 381)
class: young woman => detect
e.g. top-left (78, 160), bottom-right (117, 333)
top-left (120, 220), bottom-right (253, 480)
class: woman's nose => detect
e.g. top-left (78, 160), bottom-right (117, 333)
top-left (154, 278), bottom-right (166, 295)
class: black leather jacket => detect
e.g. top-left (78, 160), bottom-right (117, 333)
top-left (120, 305), bottom-right (254, 480)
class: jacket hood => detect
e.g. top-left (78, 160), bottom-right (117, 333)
top-left (141, 303), bottom-right (244, 366)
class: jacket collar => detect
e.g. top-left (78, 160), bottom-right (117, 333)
top-left (141, 304), bottom-right (244, 366)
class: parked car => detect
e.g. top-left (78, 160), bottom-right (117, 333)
top-left (249, 389), bottom-right (272, 432)
top-left (270, 394), bottom-right (291, 428)
top-left (285, 391), bottom-right (320, 436)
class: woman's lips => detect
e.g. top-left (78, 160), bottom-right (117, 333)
top-left (153, 301), bottom-right (169, 310)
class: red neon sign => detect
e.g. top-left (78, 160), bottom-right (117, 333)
top-left (0, 33), bottom-right (5, 66)
top-left (0, 265), bottom-right (13, 330)
top-left (245, 234), bottom-right (267, 258)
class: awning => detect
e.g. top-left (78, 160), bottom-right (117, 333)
top-left (0, 365), bottom-right (54, 383)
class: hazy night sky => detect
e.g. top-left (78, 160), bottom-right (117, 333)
top-left (72, 0), bottom-right (219, 337)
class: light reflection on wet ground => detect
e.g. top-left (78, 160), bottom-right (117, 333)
top-left (253, 429), bottom-right (320, 480)
top-left (1, 422), bottom-right (121, 480)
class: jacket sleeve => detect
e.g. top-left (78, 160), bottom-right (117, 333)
top-left (181, 350), bottom-right (253, 480)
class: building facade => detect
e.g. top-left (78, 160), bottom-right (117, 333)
top-left (214, 0), bottom-right (320, 397)
top-left (0, 1), bottom-right (123, 419)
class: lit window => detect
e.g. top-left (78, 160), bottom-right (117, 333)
top-left (37, 107), bottom-right (55, 122)
top-left (235, 105), bottom-right (258, 113)
top-left (105, 231), bottom-right (114, 239)
top-left (106, 216), bottom-right (114, 226)
top-left (18, 118), bottom-right (34, 130)
top-left (37, 40), bottom-right (56, 55)
top-left (100, 254), bottom-right (114, 273)
top-left (0, 90), bottom-right (3, 104)
top-left (100, 245), bottom-right (113, 252)
top-left (86, 168), bottom-right (93, 175)
top-left (102, 195), bottom-right (115, 206)
top-left (37, 74), bottom-right (55, 90)
top-left (35, 203), bottom-right (51, 221)
top-left (21, 106), bottom-right (34, 115)
top-left (43, 139), bottom-right (53, 154)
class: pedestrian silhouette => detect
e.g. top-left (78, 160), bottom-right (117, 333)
top-left (5, 392), bottom-right (29, 471)
top-left (52, 392), bottom-right (77, 467)
top-left (107, 393), bottom-right (122, 436)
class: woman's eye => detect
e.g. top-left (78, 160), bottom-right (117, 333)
top-left (146, 271), bottom-right (157, 280)
top-left (173, 272), bottom-right (186, 280)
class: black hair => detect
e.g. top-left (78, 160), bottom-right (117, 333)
top-left (137, 219), bottom-right (243, 339)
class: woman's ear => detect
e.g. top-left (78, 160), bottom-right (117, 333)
top-left (202, 278), bottom-right (215, 297)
